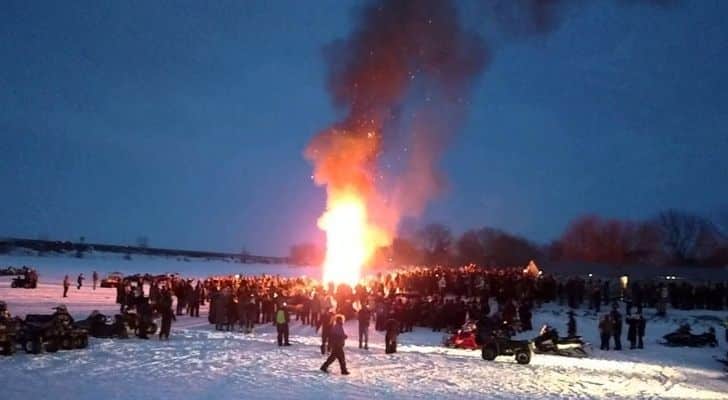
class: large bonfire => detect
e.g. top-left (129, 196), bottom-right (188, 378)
top-left (305, 0), bottom-right (487, 286)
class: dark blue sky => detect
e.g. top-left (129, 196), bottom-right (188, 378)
top-left (1, 1), bottom-right (727, 255)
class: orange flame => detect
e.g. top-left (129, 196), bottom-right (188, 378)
top-left (319, 192), bottom-right (386, 286)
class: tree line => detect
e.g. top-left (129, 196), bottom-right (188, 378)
top-left (290, 209), bottom-right (728, 268)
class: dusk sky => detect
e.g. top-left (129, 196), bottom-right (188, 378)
top-left (1, 0), bottom-right (727, 256)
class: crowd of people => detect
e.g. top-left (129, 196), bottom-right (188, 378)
top-left (14, 264), bottom-right (725, 374)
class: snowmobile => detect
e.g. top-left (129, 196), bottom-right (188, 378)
top-left (661, 324), bottom-right (718, 348)
top-left (75, 311), bottom-right (129, 339)
top-left (442, 321), bottom-right (480, 350)
top-left (716, 352), bottom-right (728, 372)
top-left (121, 310), bottom-right (158, 336)
top-left (533, 325), bottom-right (589, 358)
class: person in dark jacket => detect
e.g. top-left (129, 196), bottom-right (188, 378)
top-left (634, 312), bottom-right (646, 349)
top-left (158, 289), bottom-right (176, 340)
top-left (320, 310), bottom-right (334, 355)
top-left (358, 304), bottom-right (371, 350)
top-left (92, 271), bottom-right (99, 290)
top-left (598, 313), bottom-right (612, 350)
top-left (626, 314), bottom-right (638, 349)
top-left (518, 301), bottom-right (533, 331)
top-left (320, 315), bottom-right (349, 375)
top-left (77, 273), bottom-right (84, 290)
top-left (385, 317), bottom-right (400, 354)
top-left (275, 303), bottom-right (291, 346)
top-left (610, 304), bottom-right (623, 350)
top-left (567, 310), bottom-right (577, 337)
top-left (63, 275), bottom-right (70, 298)
top-left (189, 282), bottom-right (201, 317)
top-left (136, 296), bottom-right (152, 339)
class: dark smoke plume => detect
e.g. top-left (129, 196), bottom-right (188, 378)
top-left (305, 0), bottom-right (488, 235)
top-left (305, 0), bottom-right (679, 241)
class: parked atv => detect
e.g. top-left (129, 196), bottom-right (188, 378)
top-left (75, 311), bottom-right (128, 339)
top-left (533, 325), bottom-right (589, 358)
top-left (661, 324), bottom-right (718, 348)
top-left (479, 328), bottom-right (533, 365)
top-left (0, 317), bottom-right (20, 355)
top-left (10, 275), bottom-right (38, 289)
top-left (16, 307), bottom-right (89, 353)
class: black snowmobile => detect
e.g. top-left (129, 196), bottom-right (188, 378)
top-left (75, 311), bottom-right (128, 339)
top-left (716, 352), bottom-right (728, 372)
top-left (533, 325), bottom-right (589, 358)
top-left (661, 324), bottom-right (718, 348)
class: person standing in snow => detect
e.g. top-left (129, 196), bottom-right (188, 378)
top-left (358, 304), bottom-right (371, 350)
top-left (567, 310), bottom-right (577, 337)
top-left (158, 288), bottom-right (175, 340)
top-left (320, 315), bottom-right (349, 375)
top-left (636, 312), bottom-right (646, 349)
top-left (385, 317), bottom-right (400, 354)
top-left (610, 304), bottom-right (623, 350)
top-left (77, 273), bottom-right (84, 290)
top-left (518, 301), bottom-right (533, 331)
top-left (438, 275), bottom-right (447, 296)
top-left (598, 314), bottom-right (612, 350)
top-left (63, 275), bottom-right (70, 298)
top-left (92, 271), bottom-right (98, 290)
top-left (275, 302), bottom-right (291, 346)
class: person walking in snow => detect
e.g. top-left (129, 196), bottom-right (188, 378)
top-left (320, 309), bottom-right (334, 354)
top-left (275, 302), bottom-right (291, 346)
top-left (92, 271), bottom-right (98, 290)
top-left (76, 273), bottom-right (84, 290)
top-left (320, 315), bottom-right (349, 375)
top-left (63, 275), bottom-right (70, 298)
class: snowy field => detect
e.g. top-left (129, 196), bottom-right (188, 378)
top-left (1, 254), bottom-right (728, 400)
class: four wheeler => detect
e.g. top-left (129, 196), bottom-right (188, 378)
top-left (75, 311), bottom-right (129, 339)
top-left (100, 272), bottom-right (124, 288)
top-left (661, 324), bottom-right (718, 347)
top-left (16, 307), bottom-right (89, 354)
top-left (10, 274), bottom-right (38, 289)
top-left (0, 317), bottom-right (20, 355)
top-left (479, 328), bottom-right (533, 365)
top-left (533, 325), bottom-right (589, 358)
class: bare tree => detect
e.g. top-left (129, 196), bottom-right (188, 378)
top-left (416, 223), bottom-right (453, 266)
top-left (658, 209), bottom-right (719, 265)
top-left (136, 236), bottom-right (149, 249)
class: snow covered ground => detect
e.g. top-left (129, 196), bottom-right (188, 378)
top-left (1, 254), bottom-right (727, 400)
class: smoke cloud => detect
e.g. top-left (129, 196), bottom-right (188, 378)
top-left (305, 0), bottom-right (679, 245)
top-left (305, 0), bottom-right (487, 241)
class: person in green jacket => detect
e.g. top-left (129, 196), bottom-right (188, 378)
top-left (275, 302), bottom-right (291, 346)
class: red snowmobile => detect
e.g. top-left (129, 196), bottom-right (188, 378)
top-left (443, 321), bottom-right (480, 350)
